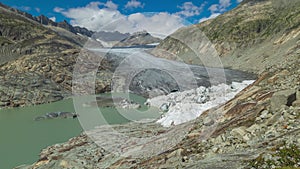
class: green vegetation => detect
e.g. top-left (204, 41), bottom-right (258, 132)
top-left (156, 0), bottom-right (300, 59)
top-left (198, 0), bottom-right (300, 48)
top-left (248, 144), bottom-right (300, 169)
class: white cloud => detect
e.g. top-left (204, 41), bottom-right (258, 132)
top-left (35, 7), bottom-right (40, 13)
top-left (208, 0), bottom-right (231, 13)
top-left (208, 4), bottom-right (218, 13)
top-left (54, 7), bottom-right (64, 13)
top-left (220, 0), bottom-right (231, 9)
top-left (176, 2), bottom-right (205, 17)
top-left (49, 17), bottom-right (56, 22)
top-left (23, 6), bottom-right (31, 11)
top-left (126, 12), bottom-right (185, 37)
top-left (125, 0), bottom-right (144, 9)
top-left (54, 1), bottom-right (185, 37)
top-left (237, 0), bottom-right (243, 3)
top-left (102, 1), bottom-right (118, 10)
top-left (201, 0), bottom-right (231, 23)
top-left (199, 13), bottom-right (220, 23)
top-left (14, 6), bottom-right (31, 11)
top-left (83, 1), bottom-right (118, 10)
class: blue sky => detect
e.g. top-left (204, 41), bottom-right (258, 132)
top-left (1, 0), bottom-right (243, 36)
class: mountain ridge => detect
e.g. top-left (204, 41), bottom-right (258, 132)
top-left (0, 2), bottom-right (95, 37)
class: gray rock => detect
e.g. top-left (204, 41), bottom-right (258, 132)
top-left (195, 94), bottom-right (210, 104)
top-left (0, 101), bottom-right (9, 106)
top-left (203, 116), bottom-right (214, 126)
top-left (259, 110), bottom-right (269, 119)
top-left (246, 124), bottom-right (261, 136)
top-left (292, 100), bottom-right (300, 107)
top-left (266, 112), bottom-right (281, 126)
top-left (117, 99), bottom-right (141, 109)
top-left (270, 89), bottom-right (296, 111)
top-left (230, 127), bottom-right (247, 140)
top-left (160, 103), bottom-right (170, 112)
top-left (34, 112), bottom-right (78, 121)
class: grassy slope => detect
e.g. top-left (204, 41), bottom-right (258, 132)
top-left (152, 0), bottom-right (300, 73)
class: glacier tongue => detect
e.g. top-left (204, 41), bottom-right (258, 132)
top-left (146, 80), bottom-right (254, 127)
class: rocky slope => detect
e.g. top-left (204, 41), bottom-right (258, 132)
top-left (17, 0), bottom-right (300, 168)
top-left (151, 0), bottom-right (300, 73)
top-left (0, 4), bottom-right (112, 108)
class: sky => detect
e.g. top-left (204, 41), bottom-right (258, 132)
top-left (1, 0), bottom-right (243, 37)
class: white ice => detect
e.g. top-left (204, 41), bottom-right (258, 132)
top-left (146, 80), bottom-right (254, 127)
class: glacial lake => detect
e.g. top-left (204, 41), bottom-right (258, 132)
top-left (0, 93), bottom-right (160, 169)
top-left (0, 47), bottom-right (256, 169)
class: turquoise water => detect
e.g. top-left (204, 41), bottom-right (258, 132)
top-left (0, 93), bottom-right (159, 169)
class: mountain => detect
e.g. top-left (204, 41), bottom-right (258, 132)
top-left (93, 30), bottom-right (161, 47)
top-left (115, 31), bottom-right (161, 47)
top-left (93, 31), bottom-right (131, 41)
top-left (0, 3), bottom-right (94, 37)
top-left (18, 0), bottom-right (300, 168)
top-left (0, 3), bottom-right (111, 108)
top-left (151, 0), bottom-right (300, 73)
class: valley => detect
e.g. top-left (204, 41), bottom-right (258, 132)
top-left (0, 0), bottom-right (299, 168)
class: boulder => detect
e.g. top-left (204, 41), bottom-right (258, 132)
top-left (270, 89), bottom-right (296, 111)
top-left (203, 116), bottom-right (214, 126)
top-left (195, 94), bottom-right (210, 104)
top-left (230, 126), bottom-right (247, 140)
top-left (292, 100), bottom-right (300, 107)
top-left (160, 103), bottom-right (170, 112)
